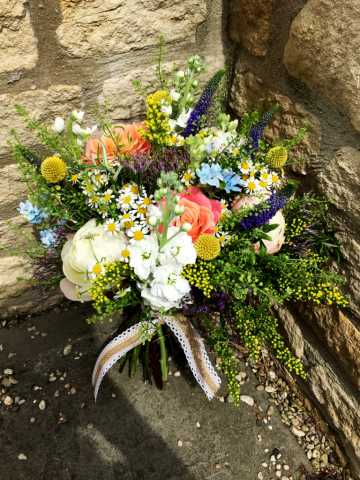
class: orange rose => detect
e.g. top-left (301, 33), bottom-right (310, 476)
top-left (160, 187), bottom-right (222, 243)
top-left (85, 122), bottom-right (151, 161)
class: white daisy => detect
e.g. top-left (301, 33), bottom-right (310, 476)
top-left (134, 203), bottom-right (148, 220)
top-left (103, 188), bottom-right (115, 203)
top-left (136, 194), bottom-right (155, 210)
top-left (116, 191), bottom-right (138, 211)
top-left (118, 244), bottom-right (131, 263)
top-left (239, 159), bottom-right (254, 174)
top-left (87, 195), bottom-right (101, 208)
top-left (244, 178), bottom-right (260, 194)
top-left (128, 224), bottom-right (150, 244)
top-left (253, 163), bottom-right (267, 174)
top-left (100, 207), bottom-right (109, 218)
top-left (258, 171), bottom-right (273, 191)
top-left (70, 172), bottom-right (82, 184)
top-left (119, 212), bottom-right (136, 229)
top-left (82, 182), bottom-right (98, 196)
top-left (216, 231), bottom-right (231, 247)
top-left (105, 218), bottom-right (121, 236)
top-left (181, 168), bottom-right (196, 186)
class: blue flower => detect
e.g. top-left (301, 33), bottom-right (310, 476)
top-left (223, 173), bottom-right (242, 193)
top-left (18, 200), bottom-right (43, 224)
top-left (40, 228), bottom-right (58, 247)
top-left (196, 163), bottom-right (225, 188)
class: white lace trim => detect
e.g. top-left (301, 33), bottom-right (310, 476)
top-left (93, 322), bottom-right (155, 400)
top-left (162, 315), bottom-right (221, 400)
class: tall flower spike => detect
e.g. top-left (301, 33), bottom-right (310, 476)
top-left (17, 145), bottom-right (42, 172)
top-left (183, 68), bottom-right (227, 138)
top-left (246, 104), bottom-right (279, 158)
top-left (239, 180), bottom-right (297, 231)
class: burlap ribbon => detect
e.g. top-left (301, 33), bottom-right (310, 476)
top-left (92, 314), bottom-right (221, 401)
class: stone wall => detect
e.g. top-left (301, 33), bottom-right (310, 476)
top-left (228, 0), bottom-right (360, 477)
top-left (0, 0), bottom-right (228, 318)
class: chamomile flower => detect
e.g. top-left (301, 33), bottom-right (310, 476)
top-left (87, 262), bottom-right (105, 280)
top-left (70, 172), bottom-right (82, 184)
top-left (103, 189), bottom-right (115, 203)
top-left (82, 182), bottom-right (98, 196)
top-left (52, 193), bottom-right (61, 203)
top-left (119, 212), bottom-right (136, 230)
top-left (100, 207), bottom-right (109, 218)
top-left (129, 184), bottom-right (140, 195)
top-left (136, 194), bottom-right (155, 210)
top-left (135, 204), bottom-right (148, 220)
top-left (118, 244), bottom-right (131, 263)
top-left (128, 224), bottom-right (150, 244)
top-left (181, 169), bottom-right (195, 186)
top-left (253, 163), bottom-right (267, 173)
top-left (239, 159), bottom-right (254, 174)
top-left (105, 218), bottom-right (121, 236)
top-left (258, 171), bottom-right (273, 190)
top-left (244, 178), bottom-right (260, 193)
top-left (116, 191), bottom-right (138, 211)
top-left (216, 230), bottom-right (231, 247)
top-left (114, 287), bottom-right (131, 299)
top-left (271, 172), bottom-right (280, 186)
top-left (88, 195), bottom-right (101, 208)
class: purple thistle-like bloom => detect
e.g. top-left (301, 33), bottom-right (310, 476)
top-left (183, 68), bottom-right (227, 138)
top-left (239, 180), bottom-right (297, 231)
top-left (246, 104), bottom-right (279, 158)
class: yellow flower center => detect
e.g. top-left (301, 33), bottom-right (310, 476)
top-left (56, 185), bottom-right (61, 191)
top-left (241, 162), bottom-right (249, 170)
top-left (219, 236), bottom-right (225, 243)
top-left (95, 174), bottom-right (101, 181)
top-left (241, 174), bottom-right (249, 181)
top-left (213, 226), bottom-right (219, 233)
top-left (221, 203), bottom-right (226, 210)
top-left (233, 149), bottom-right (239, 155)
top-left (261, 173), bottom-right (268, 180)
top-left (131, 185), bottom-right (139, 194)
top-left (259, 180), bottom-right (267, 188)
top-left (93, 264), bottom-right (102, 274)
top-left (71, 174), bottom-right (79, 182)
top-left (133, 231), bottom-right (144, 241)
top-left (55, 194), bottom-right (60, 201)
top-left (171, 137), bottom-right (178, 143)
top-left (122, 183), bottom-right (130, 190)
top-left (108, 223), bottom-right (116, 232)
top-left (248, 182), bottom-right (256, 190)
top-left (137, 206), bottom-right (147, 214)
top-left (250, 171), bottom-right (255, 177)
top-left (184, 173), bottom-right (192, 182)
top-left (105, 193), bottom-right (111, 201)
top-left (143, 197), bottom-right (152, 206)
top-left (125, 220), bottom-right (134, 229)
top-left (123, 196), bottom-right (131, 204)
top-left (272, 175), bottom-right (279, 183)
top-left (121, 248), bottom-right (130, 258)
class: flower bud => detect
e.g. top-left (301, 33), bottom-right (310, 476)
top-left (174, 204), bottom-right (185, 215)
top-left (53, 117), bottom-right (65, 133)
top-left (72, 123), bottom-right (82, 135)
top-left (194, 60), bottom-right (200, 67)
top-left (160, 187), bottom-right (168, 197)
top-left (181, 222), bottom-right (192, 232)
top-left (170, 89), bottom-right (181, 102)
top-left (154, 190), bottom-right (163, 201)
top-left (177, 185), bottom-right (185, 193)
top-left (148, 216), bottom-right (158, 227)
top-left (192, 80), bottom-right (199, 89)
top-left (157, 178), bottom-right (163, 186)
top-left (157, 253), bottom-right (167, 265)
top-left (173, 195), bottom-right (181, 205)
top-left (77, 138), bottom-right (84, 147)
top-left (195, 67), bottom-right (201, 73)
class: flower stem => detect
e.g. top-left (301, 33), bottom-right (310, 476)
top-left (157, 323), bottom-right (168, 381)
top-left (130, 344), bottom-right (141, 378)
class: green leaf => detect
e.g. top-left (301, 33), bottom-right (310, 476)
top-left (255, 302), bottom-right (267, 317)
top-left (262, 223), bottom-right (279, 233)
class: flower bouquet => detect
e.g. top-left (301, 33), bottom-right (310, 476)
top-left (4, 38), bottom-right (348, 404)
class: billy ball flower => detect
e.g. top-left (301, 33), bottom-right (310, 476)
top-left (41, 157), bottom-right (67, 183)
top-left (266, 147), bottom-right (288, 168)
top-left (194, 234), bottom-right (221, 260)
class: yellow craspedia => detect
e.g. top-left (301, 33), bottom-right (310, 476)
top-left (266, 147), bottom-right (288, 169)
top-left (194, 234), bottom-right (221, 261)
top-left (152, 91), bottom-right (172, 104)
top-left (41, 157), bottom-right (67, 183)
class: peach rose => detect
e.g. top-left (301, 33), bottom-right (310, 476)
top-left (161, 187), bottom-right (222, 243)
top-left (231, 195), bottom-right (285, 255)
top-left (85, 122), bottom-right (151, 161)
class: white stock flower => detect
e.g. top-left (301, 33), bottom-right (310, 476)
top-left (170, 90), bottom-right (181, 102)
top-left (72, 123), bottom-right (82, 135)
top-left (161, 103), bottom-right (172, 116)
top-left (72, 110), bottom-right (85, 122)
top-left (53, 117), bottom-right (65, 133)
top-left (77, 138), bottom-right (84, 147)
top-left (128, 234), bottom-right (159, 280)
top-left (177, 108), bottom-right (193, 128)
top-left (161, 227), bottom-right (197, 270)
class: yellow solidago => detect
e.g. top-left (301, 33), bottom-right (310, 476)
top-left (41, 157), bottom-right (67, 183)
top-left (137, 94), bottom-right (172, 150)
top-left (194, 234), bottom-right (220, 261)
top-left (265, 147), bottom-right (288, 169)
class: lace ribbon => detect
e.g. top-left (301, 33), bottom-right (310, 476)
top-left (92, 314), bottom-right (221, 401)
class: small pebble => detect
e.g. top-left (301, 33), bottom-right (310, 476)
top-left (65, 383), bottom-right (70, 388)
top-left (87, 423), bottom-right (93, 429)
top-left (258, 473), bottom-right (263, 480)
top-left (54, 390), bottom-right (59, 397)
top-left (256, 385), bottom-right (265, 391)
top-left (4, 396), bottom-right (13, 405)
top-left (267, 406), bottom-right (274, 415)
top-left (18, 454), bottom-right (27, 460)
top-left (112, 393), bottom-right (116, 398)
top-left (196, 422), bottom-right (200, 428)
top-left (30, 418), bottom-right (35, 423)
top-left (49, 377), bottom-right (56, 383)
top-left (4, 368), bottom-right (13, 375)
top-left (81, 403), bottom-right (85, 408)
top-left (39, 400), bottom-right (46, 410)
top-left (178, 440), bottom-right (183, 446)
top-left (70, 387), bottom-right (76, 395)
top-left (265, 386), bottom-right (276, 393)
top-left (283, 465), bottom-right (289, 471)
top-left (262, 462), bottom-right (268, 467)
top-left (15, 397), bottom-right (20, 404)
top-left (276, 471), bottom-right (281, 478)
top-left (63, 345), bottom-right (72, 356)
top-left (215, 463), bottom-right (221, 469)
top-left (174, 372), bottom-right (180, 377)
top-left (41, 333), bottom-right (48, 337)
top-left (240, 395), bottom-right (254, 406)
